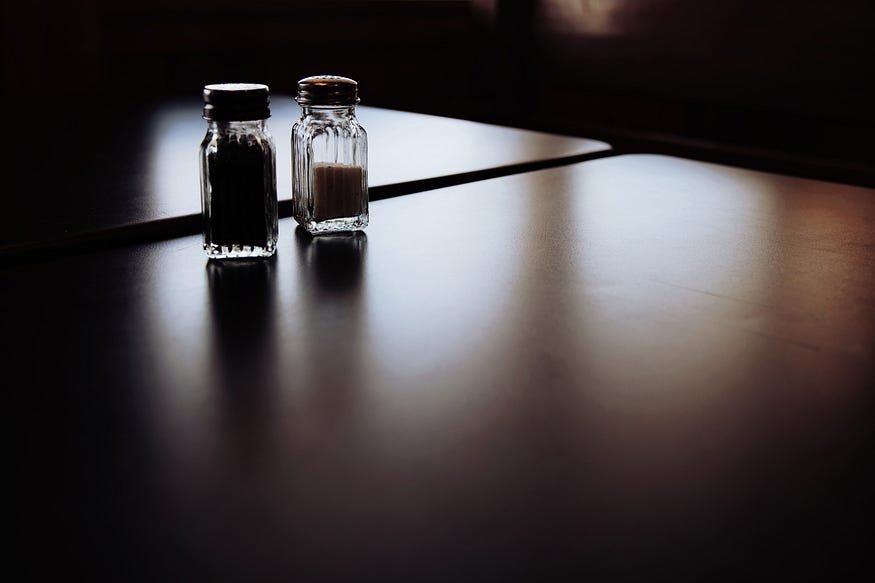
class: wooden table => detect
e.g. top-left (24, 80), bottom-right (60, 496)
top-left (1, 98), bottom-right (609, 258)
top-left (6, 155), bottom-right (874, 580)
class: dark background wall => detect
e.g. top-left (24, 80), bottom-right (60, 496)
top-left (4, 0), bottom-right (874, 182)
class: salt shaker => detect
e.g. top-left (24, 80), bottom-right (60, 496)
top-left (200, 83), bottom-right (278, 259)
top-left (292, 75), bottom-right (368, 234)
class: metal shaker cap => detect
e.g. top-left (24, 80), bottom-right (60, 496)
top-left (296, 75), bottom-right (359, 107)
top-left (203, 83), bottom-right (271, 121)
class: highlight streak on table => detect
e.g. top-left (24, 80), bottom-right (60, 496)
top-left (2, 99), bottom-right (610, 260)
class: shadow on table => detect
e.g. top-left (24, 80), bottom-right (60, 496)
top-left (294, 227), bottom-right (368, 295)
top-left (294, 227), bottom-right (369, 416)
top-left (206, 255), bottom-right (280, 453)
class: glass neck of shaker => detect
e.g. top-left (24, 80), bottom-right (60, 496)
top-left (208, 119), bottom-right (267, 134)
top-left (301, 105), bottom-right (356, 120)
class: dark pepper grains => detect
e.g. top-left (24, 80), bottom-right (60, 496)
top-left (206, 134), bottom-right (275, 247)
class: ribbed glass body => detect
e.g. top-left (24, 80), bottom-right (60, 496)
top-left (200, 119), bottom-right (278, 258)
top-left (292, 106), bottom-right (368, 234)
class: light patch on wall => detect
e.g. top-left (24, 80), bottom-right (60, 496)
top-left (540, 0), bottom-right (628, 37)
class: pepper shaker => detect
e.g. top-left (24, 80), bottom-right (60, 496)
top-left (292, 75), bottom-right (368, 234)
top-left (200, 83), bottom-right (278, 258)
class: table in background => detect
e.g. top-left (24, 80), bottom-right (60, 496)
top-left (2, 97), bottom-right (609, 257)
top-left (6, 155), bottom-right (873, 580)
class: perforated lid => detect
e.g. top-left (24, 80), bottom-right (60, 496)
top-left (295, 75), bottom-right (359, 107)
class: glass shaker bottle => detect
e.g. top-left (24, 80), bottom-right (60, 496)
top-left (200, 83), bottom-right (278, 258)
top-left (292, 75), bottom-right (368, 234)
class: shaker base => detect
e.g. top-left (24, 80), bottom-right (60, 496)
top-left (299, 213), bottom-right (368, 235)
top-left (204, 242), bottom-right (277, 259)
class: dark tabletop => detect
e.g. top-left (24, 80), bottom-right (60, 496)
top-left (7, 155), bottom-right (874, 580)
top-left (2, 98), bottom-right (609, 255)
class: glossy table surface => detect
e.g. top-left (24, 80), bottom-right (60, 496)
top-left (7, 155), bottom-right (874, 580)
top-left (3, 97), bottom-right (609, 255)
